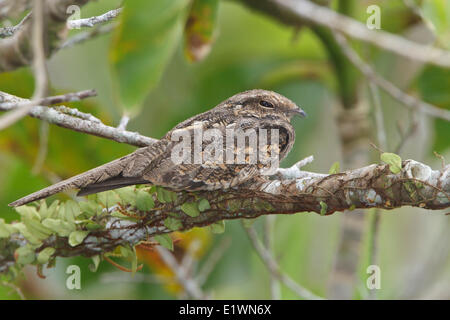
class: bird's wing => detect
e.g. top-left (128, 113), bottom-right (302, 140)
top-left (9, 139), bottom-right (169, 207)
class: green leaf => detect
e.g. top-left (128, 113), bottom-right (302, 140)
top-left (381, 152), bottom-right (402, 174)
top-left (110, 0), bottom-right (190, 114)
top-left (197, 198), bottom-right (211, 212)
top-left (42, 218), bottom-right (74, 237)
top-left (164, 217), bottom-right (182, 231)
top-left (89, 255), bottom-right (101, 272)
top-left (37, 247), bottom-right (56, 264)
top-left (154, 234), bottom-right (174, 251)
top-left (11, 222), bottom-right (42, 246)
top-left (68, 231), bottom-right (89, 247)
top-left (319, 201), bottom-right (328, 216)
top-left (210, 220), bottom-right (225, 234)
top-left (136, 190), bottom-right (155, 211)
top-left (79, 201), bottom-right (102, 217)
top-left (97, 191), bottom-right (121, 207)
top-left (156, 187), bottom-right (177, 203)
top-left (62, 200), bottom-right (81, 224)
top-left (23, 217), bottom-right (52, 240)
top-left (115, 186), bottom-right (137, 206)
top-left (184, 0), bottom-right (220, 62)
top-left (328, 161), bottom-right (340, 174)
top-left (181, 202), bottom-right (200, 217)
top-left (15, 245), bottom-right (36, 265)
top-left (15, 206), bottom-right (41, 221)
top-left (0, 219), bottom-right (11, 238)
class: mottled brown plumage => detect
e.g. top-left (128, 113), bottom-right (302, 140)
top-left (10, 89), bottom-right (305, 207)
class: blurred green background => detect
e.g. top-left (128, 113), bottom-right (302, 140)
top-left (0, 0), bottom-right (449, 299)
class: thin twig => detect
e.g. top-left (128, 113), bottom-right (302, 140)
top-left (60, 23), bottom-right (116, 50)
top-left (369, 83), bottom-right (387, 151)
top-left (0, 91), bottom-right (156, 147)
top-left (197, 237), bottom-right (231, 286)
top-left (32, 122), bottom-right (49, 174)
top-left (0, 90), bottom-right (97, 111)
top-left (272, 0), bottom-right (450, 68)
top-left (264, 215), bottom-right (281, 300)
top-left (67, 7), bottom-right (122, 29)
top-left (394, 113), bottom-right (418, 154)
top-left (243, 224), bottom-right (323, 300)
top-left (117, 114), bottom-right (130, 131)
top-left (0, 11), bottom-right (31, 38)
top-left (333, 32), bottom-right (450, 121)
top-left (155, 246), bottom-right (206, 299)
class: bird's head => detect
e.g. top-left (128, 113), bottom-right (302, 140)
top-left (223, 89), bottom-right (306, 121)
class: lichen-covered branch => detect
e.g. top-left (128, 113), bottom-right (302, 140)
top-left (1, 158), bottom-right (448, 275)
top-left (0, 91), bottom-right (157, 147)
top-left (67, 7), bottom-right (122, 29)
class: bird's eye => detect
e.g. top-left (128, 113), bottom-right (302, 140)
top-left (259, 100), bottom-right (274, 108)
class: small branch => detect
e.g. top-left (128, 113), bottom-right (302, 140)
top-left (268, 0), bottom-right (450, 68)
top-left (369, 83), bottom-right (387, 151)
top-left (117, 114), bottom-right (130, 131)
top-left (333, 32), bottom-right (450, 121)
top-left (196, 237), bottom-right (231, 286)
top-left (0, 158), bottom-right (449, 274)
top-left (394, 114), bottom-right (418, 154)
top-left (263, 215), bottom-right (281, 300)
top-left (0, 91), bottom-right (157, 147)
top-left (0, 89), bottom-right (97, 111)
top-left (0, 90), bottom-right (97, 130)
top-left (55, 105), bottom-right (102, 123)
top-left (155, 246), bottom-right (206, 299)
top-left (67, 7), bottom-right (122, 29)
top-left (0, 12), bottom-right (31, 38)
top-left (244, 224), bottom-right (323, 300)
top-left (59, 23), bottom-right (115, 50)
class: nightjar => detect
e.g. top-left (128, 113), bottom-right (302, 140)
top-left (10, 89), bottom-right (306, 207)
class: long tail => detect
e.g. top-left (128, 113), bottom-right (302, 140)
top-left (9, 153), bottom-right (144, 207)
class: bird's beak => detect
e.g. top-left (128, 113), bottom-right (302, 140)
top-left (290, 107), bottom-right (307, 118)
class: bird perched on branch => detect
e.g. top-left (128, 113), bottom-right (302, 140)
top-left (10, 89), bottom-right (306, 207)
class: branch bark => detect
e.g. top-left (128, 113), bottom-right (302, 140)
top-left (0, 91), bottom-right (157, 147)
top-left (1, 158), bottom-right (448, 274)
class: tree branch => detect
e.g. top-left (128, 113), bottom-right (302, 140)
top-left (236, 0), bottom-right (450, 68)
top-left (1, 157), bottom-right (448, 274)
top-left (333, 32), bottom-right (450, 121)
top-left (67, 7), bottom-right (122, 29)
top-left (0, 91), bottom-right (157, 147)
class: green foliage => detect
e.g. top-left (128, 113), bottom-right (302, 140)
top-left (156, 187), bottom-right (177, 203)
top-left (328, 161), bottom-right (340, 174)
top-left (197, 198), bottom-right (211, 212)
top-left (209, 220), bottom-right (225, 234)
top-left (164, 217), bottom-right (183, 231)
top-left (136, 190), bottom-right (155, 211)
top-left (380, 153), bottom-right (402, 174)
top-left (181, 201), bottom-right (200, 217)
top-left (154, 234), bottom-right (174, 251)
top-left (110, 0), bottom-right (190, 114)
